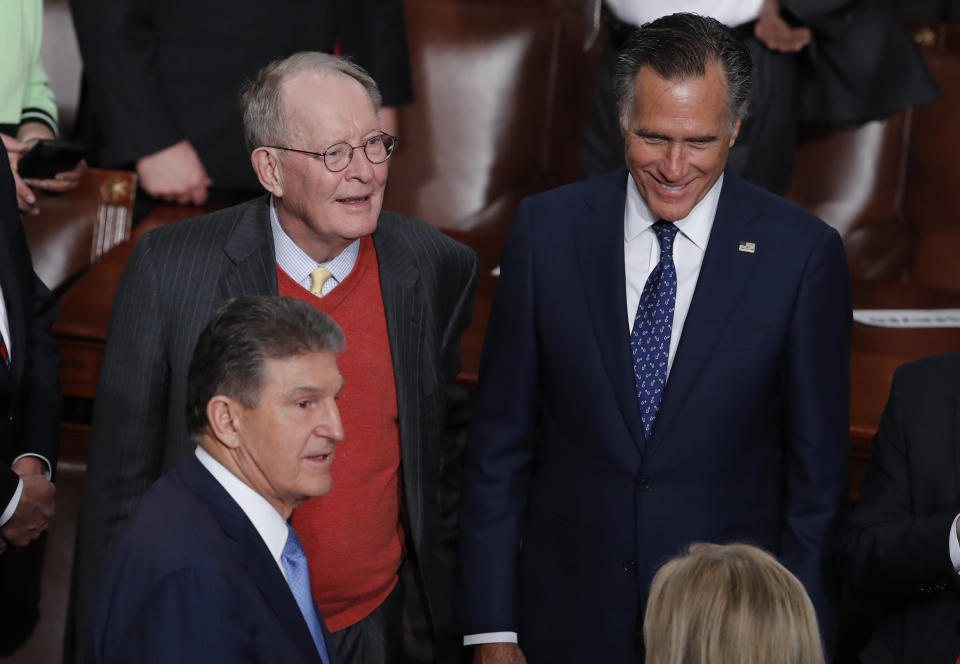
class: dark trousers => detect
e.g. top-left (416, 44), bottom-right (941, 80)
top-left (330, 560), bottom-right (446, 664)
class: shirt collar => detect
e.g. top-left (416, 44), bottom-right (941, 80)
top-left (194, 446), bottom-right (289, 570)
top-left (623, 172), bottom-right (724, 251)
top-left (269, 195), bottom-right (360, 285)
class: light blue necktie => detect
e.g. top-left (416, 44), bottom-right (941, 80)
top-left (630, 221), bottom-right (679, 439)
top-left (282, 526), bottom-right (330, 664)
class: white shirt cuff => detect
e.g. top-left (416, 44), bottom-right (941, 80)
top-left (0, 478), bottom-right (24, 527)
top-left (949, 513), bottom-right (960, 573)
top-left (464, 632), bottom-right (519, 646)
top-left (12, 453), bottom-right (52, 480)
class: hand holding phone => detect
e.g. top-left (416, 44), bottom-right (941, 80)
top-left (17, 139), bottom-right (87, 180)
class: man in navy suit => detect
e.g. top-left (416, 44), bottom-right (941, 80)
top-left (89, 296), bottom-right (345, 663)
top-left (0, 140), bottom-right (58, 555)
top-left (457, 13), bottom-right (851, 664)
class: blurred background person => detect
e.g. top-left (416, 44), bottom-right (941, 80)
top-left (644, 543), bottom-right (825, 664)
top-left (1, 0), bottom-right (86, 214)
top-left (70, 0), bottom-right (413, 213)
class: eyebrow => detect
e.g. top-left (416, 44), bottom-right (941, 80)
top-left (288, 379), bottom-right (346, 398)
top-left (633, 129), bottom-right (719, 143)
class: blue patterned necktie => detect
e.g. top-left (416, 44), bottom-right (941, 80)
top-left (282, 527), bottom-right (330, 664)
top-left (631, 221), bottom-right (679, 439)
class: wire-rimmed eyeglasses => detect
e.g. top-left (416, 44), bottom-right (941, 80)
top-left (265, 133), bottom-right (398, 172)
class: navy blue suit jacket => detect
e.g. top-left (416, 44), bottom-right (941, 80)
top-left (457, 170), bottom-right (851, 662)
top-left (88, 455), bottom-right (341, 664)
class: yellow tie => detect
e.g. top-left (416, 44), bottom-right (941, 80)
top-left (309, 266), bottom-right (333, 297)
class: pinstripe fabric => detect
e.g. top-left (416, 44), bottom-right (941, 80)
top-left (72, 194), bottom-right (478, 664)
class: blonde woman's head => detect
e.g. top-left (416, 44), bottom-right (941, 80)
top-left (643, 543), bottom-right (824, 664)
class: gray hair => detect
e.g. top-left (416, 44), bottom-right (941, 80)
top-left (614, 13), bottom-right (752, 130)
top-left (186, 296), bottom-right (346, 437)
top-left (240, 51), bottom-right (383, 153)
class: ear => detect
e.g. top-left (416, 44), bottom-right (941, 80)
top-left (205, 395), bottom-right (244, 450)
top-left (251, 147), bottom-right (284, 197)
top-left (619, 110), bottom-right (630, 139)
top-left (728, 117), bottom-right (742, 148)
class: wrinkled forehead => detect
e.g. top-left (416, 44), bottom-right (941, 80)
top-left (279, 70), bottom-right (378, 143)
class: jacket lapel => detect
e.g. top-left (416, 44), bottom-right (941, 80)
top-left (218, 195), bottom-right (279, 298)
top-left (0, 225), bottom-right (26, 391)
top-left (178, 457), bottom-right (324, 663)
top-left (372, 217), bottom-right (426, 548)
top-left (648, 172), bottom-right (762, 453)
top-left (574, 173), bottom-right (647, 455)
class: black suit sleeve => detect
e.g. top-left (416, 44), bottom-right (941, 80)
top-left (337, 0), bottom-right (414, 107)
top-left (841, 363), bottom-right (959, 602)
top-left (435, 249), bottom-right (478, 553)
top-left (70, 0), bottom-right (185, 166)
top-left (73, 232), bottom-right (170, 648)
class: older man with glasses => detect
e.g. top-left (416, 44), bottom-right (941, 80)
top-left (72, 52), bottom-right (478, 664)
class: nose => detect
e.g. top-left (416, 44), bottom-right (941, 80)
top-left (344, 145), bottom-right (375, 181)
top-left (316, 399), bottom-right (345, 444)
top-left (659, 141), bottom-right (685, 181)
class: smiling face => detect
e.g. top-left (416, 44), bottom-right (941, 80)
top-left (621, 60), bottom-right (740, 222)
top-left (233, 351), bottom-right (345, 516)
top-left (269, 70), bottom-right (388, 262)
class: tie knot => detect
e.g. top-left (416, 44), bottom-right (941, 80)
top-left (282, 526), bottom-right (306, 564)
top-left (309, 266), bottom-right (333, 297)
top-left (652, 221), bottom-right (678, 257)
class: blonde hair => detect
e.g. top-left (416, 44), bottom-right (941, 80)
top-left (643, 543), bottom-right (824, 664)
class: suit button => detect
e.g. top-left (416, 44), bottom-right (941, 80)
top-left (637, 477), bottom-right (652, 491)
top-left (623, 559), bottom-right (637, 575)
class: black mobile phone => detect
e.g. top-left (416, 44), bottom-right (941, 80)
top-left (17, 139), bottom-right (87, 179)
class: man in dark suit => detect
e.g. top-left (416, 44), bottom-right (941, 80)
top-left (73, 53), bottom-right (477, 664)
top-left (458, 14), bottom-right (850, 663)
top-left (842, 351), bottom-right (960, 663)
top-left (89, 296), bottom-right (345, 663)
top-left (0, 140), bottom-right (58, 554)
top-left (70, 0), bottom-right (413, 205)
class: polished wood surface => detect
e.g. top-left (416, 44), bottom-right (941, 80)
top-left (24, 168), bottom-right (136, 292)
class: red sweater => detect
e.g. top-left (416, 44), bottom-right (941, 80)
top-left (280, 235), bottom-right (403, 631)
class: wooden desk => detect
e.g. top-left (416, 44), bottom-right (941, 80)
top-left (53, 202), bottom-right (223, 456)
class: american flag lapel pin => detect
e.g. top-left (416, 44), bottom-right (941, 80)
top-left (738, 241), bottom-right (756, 254)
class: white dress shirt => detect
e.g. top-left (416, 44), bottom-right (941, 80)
top-left (948, 514), bottom-right (960, 574)
top-left (270, 197), bottom-right (359, 294)
top-left (0, 282), bottom-right (10, 362)
top-left (624, 172), bottom-right (721, 378)
top-left (605, 0), bottom-right (763, 29)
top-left (465, 174), bottom-right (724, 647)
top-left (195, 446), bottom-right (291, 578)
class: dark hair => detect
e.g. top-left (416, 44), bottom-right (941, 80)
top-left (614, 13), bottom-right (753, 129)
top-left (240, 51), bottom-right (383, 153)
top-left (185, 296), bottom-right (346, 437)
